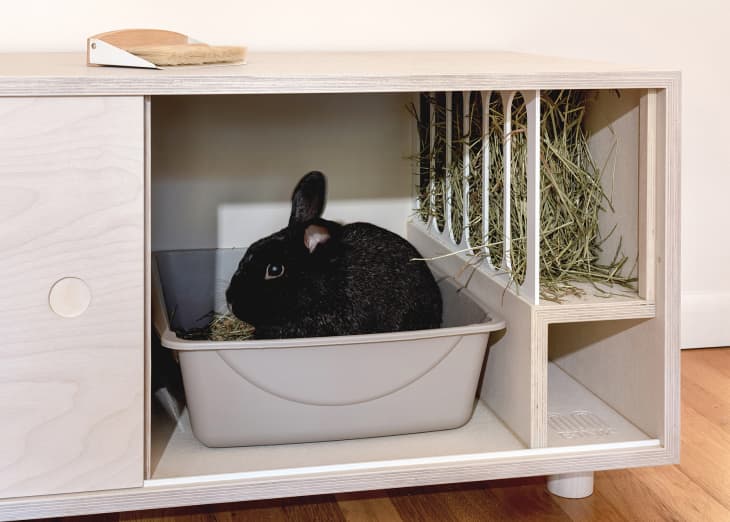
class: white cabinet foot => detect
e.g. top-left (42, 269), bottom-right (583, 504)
top-left (546, 471), bottom-right (594, 498)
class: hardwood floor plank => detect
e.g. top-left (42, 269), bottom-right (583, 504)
top-left (681, 376), bottom-right (730, 434)
top-left (487, 477), bottom-right (571, 521)
top-left (682, 350), bottom-right (730, 435)
top-left (549, 488), bottom-right (627, 522)
top-left (435, 483), bottom-right (512, 522)
top-left (678, 404), bottom-right (730, 510)
top-left (281, 494), bottom-right (345, 522)
top-left (689, 348), bottom-right (730, 379)
top-left (682, 350), bottom-right (730, 396)
top-left (631, 465), bottom-right (730, 522)
top-left (389, 485), bottom-right (464, 522)
top-left (336, 491), bottom-right (403, 522)
top-left (223, 499), bottom-right (288, 522)
top-left (594, 469), bottom-right (682, 521)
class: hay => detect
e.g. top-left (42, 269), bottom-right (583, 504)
top-left (174, 311), bottom-right (255, 341)
top-left (409, 90), bottom-right (637, 302)
top-left (208, 313), bottom-right (256, 341)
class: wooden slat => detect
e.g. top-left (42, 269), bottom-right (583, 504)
top-left (657, 83), bottom-right (682, 461)
top-left (639, 89), bottom-right (657, 300)
top-left (144, 95), bottom-right (152, 480)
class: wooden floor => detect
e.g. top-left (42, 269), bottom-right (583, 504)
top-left (46, 348), bottom-right (729, 522)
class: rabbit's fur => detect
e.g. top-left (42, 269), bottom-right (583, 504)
top-left (226, 171), bottom-right (442, 339)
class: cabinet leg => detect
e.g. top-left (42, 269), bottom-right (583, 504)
top-left (546, 471), bottom-right (594, 498)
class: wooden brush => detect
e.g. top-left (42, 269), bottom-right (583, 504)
top-left (87, 29), bottom-right (247, 68)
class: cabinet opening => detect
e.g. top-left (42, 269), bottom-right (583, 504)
top-left (547, 318), bottom-right (662, 448)
top-left (145, 88), bottom-right (659, 481)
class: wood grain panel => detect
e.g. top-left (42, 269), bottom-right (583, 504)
top-left (0, 96), bottom-right (144, 498)
top-left (144, 96), bottom-right (152, 480)
top-left (639, 89), bottom-right (657, 301)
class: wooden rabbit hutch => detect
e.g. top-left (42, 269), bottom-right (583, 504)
top-left (0, 51), bottom-right (679, 519)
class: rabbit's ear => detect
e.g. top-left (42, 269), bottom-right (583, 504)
top-left (290, 171), bottom-right (326, 227)
top-left (303, 223), bottom-right (331, 253)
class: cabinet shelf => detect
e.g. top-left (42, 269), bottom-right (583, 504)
top-left (147, 362), bottom-right (655, 486)
top-left (149, 400), bottom-right (525, 483)
top-left (547, 363), bottom-right (652, 448)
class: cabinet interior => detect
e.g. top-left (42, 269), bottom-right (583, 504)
top-left (147, 89), bottom-right (660, 482)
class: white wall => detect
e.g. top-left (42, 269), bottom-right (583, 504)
top-left (3, 0), bottom-right (728, 348)
top-left (150, 94), bottom-right (413, 251)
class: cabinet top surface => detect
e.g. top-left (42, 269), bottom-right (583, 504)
top-left (0, 51), bottom-right (679, 95)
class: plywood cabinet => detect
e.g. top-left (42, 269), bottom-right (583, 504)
top-left (0, 97), bottom-right (145, 499)
top-left (0, 52), bottom-right (678, 521)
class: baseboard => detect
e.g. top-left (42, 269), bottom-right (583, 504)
top-left (681, 292), bottom-right (730, 349)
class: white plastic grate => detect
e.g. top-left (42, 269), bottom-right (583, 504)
top-left (418, 90), bottom-right (541, 304)
top-left (548, 410), bottom-right (616, 439)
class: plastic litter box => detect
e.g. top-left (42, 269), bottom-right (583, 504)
top-left (152, 248), bottom-right (506, 447)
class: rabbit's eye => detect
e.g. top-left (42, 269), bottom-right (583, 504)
top-left (265, 263), bottom-right (285, 280)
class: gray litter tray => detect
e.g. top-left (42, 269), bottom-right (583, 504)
top-left (152, 248), bottom-right (506, 448)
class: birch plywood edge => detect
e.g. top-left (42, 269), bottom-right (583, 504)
top-left (0, 52), bottom-right (680, 96)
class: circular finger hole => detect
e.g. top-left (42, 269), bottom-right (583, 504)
top-left (49, 277), bottom-right (92, 318)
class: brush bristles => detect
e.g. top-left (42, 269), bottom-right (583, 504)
top-left (125, 44), bottom-right (246, 66)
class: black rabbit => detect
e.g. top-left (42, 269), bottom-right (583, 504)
top-left (225, 171), bottom-right (442, 339)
